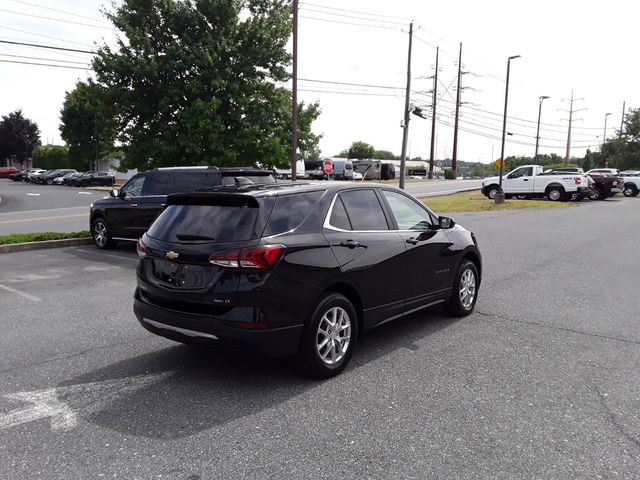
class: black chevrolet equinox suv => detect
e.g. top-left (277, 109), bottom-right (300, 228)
top-left (90, 166), bottom-right (275, 248)
top-left (133, 182), bottom-right (482, 378)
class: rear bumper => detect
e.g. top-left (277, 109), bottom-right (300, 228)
top-left (133, 289), bottom-right (303, 357)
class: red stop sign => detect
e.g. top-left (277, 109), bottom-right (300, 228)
top-left (322, 159), bottom-right (334, 175)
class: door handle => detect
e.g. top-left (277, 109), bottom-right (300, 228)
top-left (406, 237), bottom-right (420, 245)
top-left (340, 239), bottom-right (360, 249)
top-left (523, 179), bottom-right (529, 181)
top-left (130, 203), bottom-right (139, 207)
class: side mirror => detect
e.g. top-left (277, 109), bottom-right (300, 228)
top-left (110, 188), bottom-right (120, 198)
top-left (438, 216), bottom-right (455, 229)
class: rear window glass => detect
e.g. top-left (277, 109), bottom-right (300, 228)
top-left (263, 191), bottom-right (324, 236)
top-left (339, 190), bottom-right (389, 230)
top-left (147, 205), bottom-right (258, 243)
top-left (221, 175), bottom-right (276, 186)
top-left (173, 172), bottom-right (221, 192)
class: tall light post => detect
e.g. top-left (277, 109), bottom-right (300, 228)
top-left (602, 112), bottom-right (612, 167)
top-left (495, 54), bottom-right (521, 204)
top-left (534, 95), bottom-right (549, 162)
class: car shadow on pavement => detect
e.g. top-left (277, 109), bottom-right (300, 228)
top-left (68, 307), bottom-right (461, 439)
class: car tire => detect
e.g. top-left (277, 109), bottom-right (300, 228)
top-left (568, 192), bottom-right (579, 201)
top-left (589, 187), bottom-right (606, 200)
top-left (546, 186), bottom-right (565, 202)
top-left (504, 194), bottom-right (513, 199)
top-left (46, 178), bottom-right (53, 185)
top-left (486, 186), bottom-right (499, 200)
top-left (623, 185), bottom-right (638, 197)
top-left (515, 194), bottom-right (530, 200)
top-left (298, 293), bottom-right (357, 379)
top-left (92, 218), bottom-right (116, 249)
top-left (445, 259), bottom-right (479, 317)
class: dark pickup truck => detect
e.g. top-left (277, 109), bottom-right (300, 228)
top-left (586, 173), bottom-right (624, 200)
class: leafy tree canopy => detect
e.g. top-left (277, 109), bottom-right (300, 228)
top-left (0, 110), bottom-right (40, 167)
top-left (92, 0), bottom-right (320, 170)
top-left (604, 108), bottom-right (640, 171)
top-left (32, 145), bottom-right (70, 170)
top-left (59, 80), bottom-right (117, 170)
top-left (346, 141), bottom-right (375, 159)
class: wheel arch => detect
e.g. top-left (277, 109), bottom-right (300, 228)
top-left (461, 250), bottom-right (482, 284)
top-left (545, 182), bottom-right (565, 193)
top-left (322, 282), bottom-right (364, 338)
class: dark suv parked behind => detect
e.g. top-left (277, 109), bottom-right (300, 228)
top-left (133, 182), bottom-right (482, 377)
top-left (90, 166), bottom-right (276, 249)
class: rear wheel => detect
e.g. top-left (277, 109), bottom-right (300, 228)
top-left (298, 293), bottom-right (356, 378)
top-left (446, 260), bottom-right (479, 316)
top-left (623, 184), bottom-right (638, 197)
top-left (589, 187), bottom-right (606, 200)
top-left (546, 186), bottom-right (565, 202)
top-left (92, 218), bottom-right (116, 249)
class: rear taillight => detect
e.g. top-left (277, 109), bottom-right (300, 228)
top-left (209, 245), bottom-right (286, 270)
top-left (574, 177), bottom-right (581, 185)
top-left (136, 238), bottom-right (148, 258)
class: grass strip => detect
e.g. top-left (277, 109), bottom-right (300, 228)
top-left (423, 190), bottom-right (576, 213)
top-left (0, 231), bottom-right (91, 245)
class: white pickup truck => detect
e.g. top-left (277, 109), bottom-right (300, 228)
top-left (481, 165), bottom-right (588, 201)
top-left (588, 168), bottom-right (640, 197)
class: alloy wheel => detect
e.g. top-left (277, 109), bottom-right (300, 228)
top-left (94, 222), bottom-right (107, 247)
top-left (459, 268), bottom-right (476, 309)
top-left (316, 307), bottom-right (351, 365)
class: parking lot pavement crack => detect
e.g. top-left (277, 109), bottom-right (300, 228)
top-left (475, 310), bottom-right (640, 347)
top-left (0, 335), bottom-right (150, 376)
top-left (592, 384), bottom-right (640, 451)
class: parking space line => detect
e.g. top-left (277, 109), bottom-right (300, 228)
top-left (75, 248), bottom-right (138, 262)
top-left (0, 284), bottom-right (42, 302)
top-left (0, 206), bottom-right (89, 216)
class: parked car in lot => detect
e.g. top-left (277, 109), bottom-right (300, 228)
top-left (620, 171), bottom-right (640, 197)
top-left (585, 169), bottom-right (624, 200)
top-left (38, 169), bottom-right (76, 185)
top-left (544, 167), bottom-right (594, 200)
top-left (90, 166), bottom-right (276, 249)
top-left (53, 171), bottom-right (79, 185)
top-left (482, 165), bottom-right (588, 201)
top-left (62, 171), bottom-right (86, 185)
top-left (133, 182), bottom-right (481, 377)
top-left (25, 169), bottom-right (45, 182)
top-left (70, 171), bottom-right (115, 187)
top-left (8, 169), bottom-right (28, 181)
top-left (0, 166), bottom-right (18, 178)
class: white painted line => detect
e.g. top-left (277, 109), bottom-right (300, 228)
top-left (26, 193), bottom-right (40, 196)
top-left (0, 372), bottom-right (174, 432)
top-left (75, 248), bottom-right (139, 262)
top-left (0, 284), bottom-right (43, 302)
top-left (78, 191), bottom-right (92, 195)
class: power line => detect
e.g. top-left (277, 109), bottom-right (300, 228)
top-left (299, 78), bottom-right (402, 90)
top-left (0, 25), bottom-right (95, 48)
top-left (0, 58), bottom-right (91, 70)
top-left (0, 9), bottom-right (112, 31)
top-left (299, 6), bottom-right (406, 26)
top-left (298, 15), bottom-right (400, 30)
top-left (7, 0), bottom-right (107, 23)
top-left (298, 88), bottom-right (400, 97)
top-left (0, 39), bottom-right (96, 54)
top-left (0, 53), bottom-right (90, 65)
top-left (300, 2), bottom-right (410, 22)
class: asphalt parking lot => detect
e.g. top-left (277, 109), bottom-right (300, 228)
top-left (0, 196), bottom-right (639, 479)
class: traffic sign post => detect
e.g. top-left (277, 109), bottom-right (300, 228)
top-left (322, 160), bottom-right (334, 176)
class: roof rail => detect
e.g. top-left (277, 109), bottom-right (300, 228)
top-left (154, 165), bottom-right (220, 171)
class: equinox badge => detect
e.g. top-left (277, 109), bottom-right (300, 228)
top-left (165, 251), bottom-right (179, 260)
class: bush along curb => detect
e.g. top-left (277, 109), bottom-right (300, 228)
top-left (0, 237), bottom-right (94, 254)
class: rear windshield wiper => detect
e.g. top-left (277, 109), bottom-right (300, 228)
top-left (175, 234), bottom-right (216, 241)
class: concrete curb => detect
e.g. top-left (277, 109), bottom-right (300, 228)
top-left (414, 187), bottom-right (480, 199)
top-left (0, 237), bottom-right (94, 254)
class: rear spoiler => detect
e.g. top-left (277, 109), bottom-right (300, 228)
top-left (166, 192), bottom-right (259, 208)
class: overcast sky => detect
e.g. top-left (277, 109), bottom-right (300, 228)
top-left (1, 0), bottom-right (638, 164)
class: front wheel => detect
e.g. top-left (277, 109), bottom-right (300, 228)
top-left (298, 293), bottom-right (356, 378)
top-left (623, 185), bottom-right (638, 197)
top-left (92, 218), bottom-right (116, 249)
top-left (486, 186), bottom-right (499, 200)
top-left (446, 260), bottom-right (479, 316)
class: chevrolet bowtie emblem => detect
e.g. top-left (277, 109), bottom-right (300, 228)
top-left (165, 251), bottom-right (179, 260)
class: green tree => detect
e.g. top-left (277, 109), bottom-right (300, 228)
top-left (606, 108), bottom-right (640, 170)
top-left (92, 0), bottom-right (319, 170)
top-left (32, 145), bottom-right (70, 169)
top-left (59, 81), bottom-right (116, 170)
top-left (347, 141), bottom-right (375, 159)
top-left (374, 149), bottom-right (397, 160)
top-left (0, 110), bottom-right (40, 168)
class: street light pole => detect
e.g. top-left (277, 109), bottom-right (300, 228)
top-left (602, 112), bottom-right (612, 167)
top-left (534, 95), bottom-right (549, 162)
top-left (495, 55), bottom-right (520, 205)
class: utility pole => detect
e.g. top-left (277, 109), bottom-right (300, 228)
top-left (534, 96), bottom-right (549, 161)
top-left (428, 46), bottom-right (439, 180)
top-left (602, 112), bottom-right (612, 167)
top-left (94, 111), bottom-right (99, 172)
top-left (559, 89), bottom-right (585, 166)
top-left (451, 43), bottom-right (462, 178)
top-left (290, 0), bottom-right (298, 181)
top-left (620, 101), bottom-right (626, 133)
top-left (399, 21), bottom-right (413, 190)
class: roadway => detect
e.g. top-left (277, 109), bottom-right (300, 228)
top-left (0, 178), bottom-right (482, 236)
top-left (1, 195), bottom-right (638, 478)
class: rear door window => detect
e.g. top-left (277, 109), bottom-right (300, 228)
top-left (173, 172), bottom-right (221, 192)
top-left (338, 190), bottom-right (389, 230)
top-left (263, 191), bottom-right (324, 236)
top-left (328, 196), bottom-right (352, 230)
top-left (147, 204), bottom-right (258, 243)
top-left (143, 173), bottom-right (171, 195)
